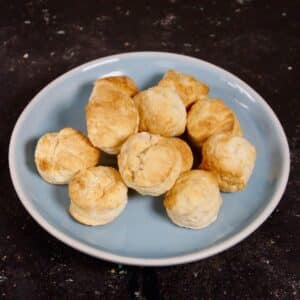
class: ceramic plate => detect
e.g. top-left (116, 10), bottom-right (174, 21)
top-left (9, 52), bottom-right (290, 266)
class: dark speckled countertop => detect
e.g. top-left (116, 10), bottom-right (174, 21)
top-left (0, 0), bottom-right (299, 299)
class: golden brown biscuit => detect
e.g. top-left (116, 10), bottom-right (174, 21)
top-left (158, 69), bottom-right (209, 107)
top-left (187, 98), bottom-right (242, 147)
top-left (91, 75), bottom-right (138, 99)
top-left (118, 132), bottom-right (182, 196)
top-left (86, 83), bottom-right (139, 154)
top-left (35, 128), bottom-right (100, 184)
top-left (134, 86), bottom-right (186, 137)
top-left (200, 133), bottom-right (256, 192)
top-left (164, 170), bottom-right (222, 229)
top-left (162, 137), bottom-right (193, 173)
top-left (69, 166), bottom-right (128, 225)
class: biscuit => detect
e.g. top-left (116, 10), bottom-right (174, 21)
top-left (187, 98), bottom-right (242, 147)
top-left (164, 170), bottom-right (223, 229)
top-left (162, 137), bottom-right (193, 173)
top-left (91, 75), bottom-right (138, 99)
top-left (86, 83), bottom-right (139, 154)
top-left (69, 166), bottom-right (128, 225)
top-left (158, 69), bottom-right (209, 107)
top-left (134, 86), bottom-right (186, 137)
top-left (35, 128), bottom-right (100, 184)
top-left (200, 133), bottom-right (256, 192)
top-left (118, 132), bottom-right (182, 196)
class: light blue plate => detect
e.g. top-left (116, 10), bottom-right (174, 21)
top-left (9, 52), bottom-right (290, 266)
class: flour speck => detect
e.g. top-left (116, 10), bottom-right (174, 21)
top-left (0, 275), bottom-right (8, 283)
top-left (42, 8), bottom-right (50, 24)
top-left (159, 13), bottom-right (177, 27)
top-left (134, 291), bottom-right (141, 298)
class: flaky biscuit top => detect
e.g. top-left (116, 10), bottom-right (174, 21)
top-left (187, 98), bottom-right (242, 147)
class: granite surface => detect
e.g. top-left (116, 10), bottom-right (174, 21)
top-left (0, 0), bottom-right (299, 299)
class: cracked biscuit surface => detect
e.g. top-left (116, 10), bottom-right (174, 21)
top-left (187, 98), bottom-right (242, 147)
top-left (164, 170), bottom-right (222, 229)
top-left (86, 76), bottom-right (139, 154)
top-left (35, 128), bottom-right (100, 184)
top-left (118, 132), bottom-right (182, 196)
top-left (69, 166), bottom-right (128, 225)
top-left (158, 69), bottom-right (209, 107)
top-left (200, 133), bottom-right (256, 192)
top-left (162, 137), bottom-right (193, 173)
top-left (134, 86), bottom-right (186, 137)
top-left (90, 75), bottom-right (138, 99)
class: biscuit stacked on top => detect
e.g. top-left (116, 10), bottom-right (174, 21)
top-left (35, 70), bottom-right (256, 229)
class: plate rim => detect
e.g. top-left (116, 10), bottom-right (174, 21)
top-left (8, 51), bottom-right (290, 266)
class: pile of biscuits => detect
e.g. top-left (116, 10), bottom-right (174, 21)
top-left (35, 70), bottom-right (256, 229)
